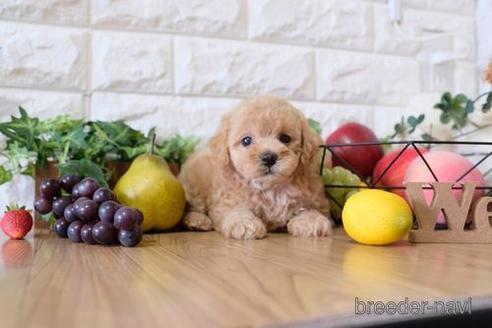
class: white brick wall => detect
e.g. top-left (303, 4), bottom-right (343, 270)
top-left (0, 22), bottom-right (88, 90)
top-left (91, 0), bottom-right (245, 38)
top-left (0, 0), bottom-right (482, 142)
top-left (0, 0), bottom-right (488, 209)
top-left (92, 31), bottom-right (173, 93)
top-left (175, 37), bottom-right (315, 99)
top-left (477, 0), bottom-right (492, 92)
top-left (248, 0), bottom-right (373, 51)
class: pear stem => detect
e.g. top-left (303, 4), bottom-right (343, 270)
top-left (150, 132), bottom-right (156, 155)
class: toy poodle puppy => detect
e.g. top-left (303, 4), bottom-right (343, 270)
top-left (178, 96), bottom-right (332, 240)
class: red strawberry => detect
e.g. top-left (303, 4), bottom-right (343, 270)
top-left (1, 205), bottom-right (33, 239)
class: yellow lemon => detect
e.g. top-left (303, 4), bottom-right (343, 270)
top-left (342, 189), bottom-right (413, 245)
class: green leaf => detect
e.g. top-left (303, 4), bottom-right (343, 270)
top-left (307, 118), bottom-right (322, 135)
top-left (65, 128), bottom-right (87, 149)
top-left (394, 122), bottom-right (405, 134)
top-left (440, 112), bottom-right (451, 124)
top-left (0, 108), bottom-right (200, 179)
top-left (119, 144), bottom-right (148, 160)
top-left (0, 108), bottom-right (85, 167)
top-left (420, 133), bottom-right (435, 142)
top-left (155, 135), bottom-right (199, 164)
top-left (3, 142), bottom-right (37, 177)
top-left (441, 92), bottom-right (453, 108)
top-left (41, 115), bottom-right (84, 135)
top-left (21, 162), bottom-right (35, 177)
top-left (443, 92), bottom-right (453, 105)
top-left (407, 114), bottom-right (425, 133)
top-left (379, 136), bottom-right (392, 153)
top-left (434, 103), bottom-right (447, 111)
top-left (389, 116), bottom-right (408, 139)
top-left (86, 121), bottom-right (150, 162)
top-left (482, 92), bottom-right (492, 113)
top-left (59, 159), bottom-right (109, 187)
top-left (454, 94), bottom-right (468, 104)
top-left (434, 92), bottom-right (472, 129)
top-left (464, 100), bottom-right (475, 114)
top-left (0, 107), bottom-right (40, 151)
top-left (92, 121), bottom-right (146, 147)
top-left (0, 165), bottom-right (13, 185)
top-left (39, 212), bottom-right (56, 224)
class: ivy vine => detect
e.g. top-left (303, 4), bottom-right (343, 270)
top-left (387, 90), bottom-right (492, 141)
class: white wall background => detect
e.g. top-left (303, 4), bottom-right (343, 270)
top-left (0, 0), bottom-right (490, 208)
top-left (477, 0), bottom-right (492, 92)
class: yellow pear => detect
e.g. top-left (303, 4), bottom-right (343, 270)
top-left (114, 154), bottom-right (185, 232)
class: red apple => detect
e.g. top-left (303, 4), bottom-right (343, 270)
top-left (372, 147), bottom-right (429, 197)
top-left (325, 122), bottom-right (384, 178)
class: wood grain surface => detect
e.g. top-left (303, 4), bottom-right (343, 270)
top-left (1, 226), bottom-right (492, 328)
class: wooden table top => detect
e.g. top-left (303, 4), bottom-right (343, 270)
top-left (1, 225), bottom-right (492, 328)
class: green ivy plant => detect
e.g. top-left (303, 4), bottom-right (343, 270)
top-left (0, 107), bottom-right (199, 186)
top-left (387, 90), bottom-right (492, 141)
top-left (390, 114), bottom-right (426, 138)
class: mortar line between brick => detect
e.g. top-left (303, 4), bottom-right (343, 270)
top-left (85, 0), bottom-right (93, 120)
top-left (0, 19), bottom-right (475, 61)
top-left (0, 85), bottom-right (86, 94)
top-left (0, 83), bottom-right (422, 108)
top-left (170, 37), bottom-right (175, 93)
top-left (0, 18), bottom-right (87, 31)
top-left (243, 0), bottom-right (249, 40)
top-left (91, 90), bottom-right (386, 109)
top-left (369, 3), bottom-right (377, 110)
top-left (84, 89), bottom-right (384, 108)
top-left (92, 26), bottom-right (380, 57)
top-left (0, 25), bottom-right (391, 63)
top-left (0, 90), bottom-right (399, 118)
top-left (0, 1), bottom-right (475, 31)
top-left (312, 48), bottom-right (317, 100)
top-left (88, 27), bottom-right (474, 62)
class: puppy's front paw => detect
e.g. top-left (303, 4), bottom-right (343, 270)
top-left (222, 216), bottom-right (267, 240)
top-left (287, 210), bottom-right (332, 237)
top-left (183, 212), bottom-right (213, 231)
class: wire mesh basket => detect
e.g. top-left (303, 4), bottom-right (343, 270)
top-left (320, 140), bottom-right (492, 223)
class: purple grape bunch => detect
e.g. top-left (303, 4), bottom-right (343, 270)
top-left (34, 175), bottom-right (143, 247)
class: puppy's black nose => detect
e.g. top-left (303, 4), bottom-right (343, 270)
top-left (260, 152), bottom-right (278, 167)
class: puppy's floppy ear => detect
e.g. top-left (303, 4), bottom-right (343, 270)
top-left (209, 113), bottom-right (231, 168)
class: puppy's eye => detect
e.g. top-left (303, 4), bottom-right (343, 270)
top-left (241, 136), bottom-right (252, 147)
top-left (279, 134), bottom-right (291, 144)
